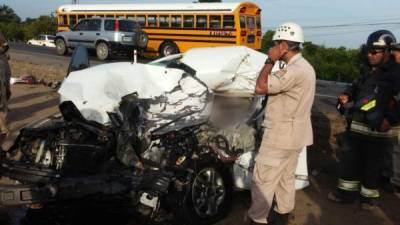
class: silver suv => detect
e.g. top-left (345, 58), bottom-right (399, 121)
top-left (55, 18), bottom-right (148, 60)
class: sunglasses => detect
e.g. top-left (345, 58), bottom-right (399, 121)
top-left (367, 49), bottom-right (385, 55)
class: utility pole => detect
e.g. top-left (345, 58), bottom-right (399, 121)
top-left (72, 0), bottom-right (78, 4)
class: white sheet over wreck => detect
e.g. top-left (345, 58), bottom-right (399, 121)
top-left (58, 46), bottom-right (267, 127)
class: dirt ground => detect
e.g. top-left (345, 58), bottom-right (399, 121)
top-left (0, 54), bottom-right (399, 225)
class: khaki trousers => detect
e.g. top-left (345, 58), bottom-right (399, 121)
top-left (248, 148), bottom-right (301, 224)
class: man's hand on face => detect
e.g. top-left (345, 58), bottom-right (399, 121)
top-left (267, 44), bottom-right (281, 63)
top-left (338, 94), bottom-right (349, 105)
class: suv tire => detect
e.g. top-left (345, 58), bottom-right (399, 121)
top-left (55, 38), bottom-right (68, 55)
top-left (160, 41), bottom-right (179, 57)
top-left (96, 42), bottom-right (110, 61)
top-left (136, 32), bottom-right (149, 49)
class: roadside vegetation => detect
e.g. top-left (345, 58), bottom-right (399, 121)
top-left (0, 5), bottom-right (55, 42)
top-left (1, 4), bottom-right (361, 82)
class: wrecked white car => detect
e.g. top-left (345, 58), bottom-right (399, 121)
top-left (0, 46), bottom-right (308, 224)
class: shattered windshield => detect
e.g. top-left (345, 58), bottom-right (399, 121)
top-left (148, 54), bottom-right (183, 67)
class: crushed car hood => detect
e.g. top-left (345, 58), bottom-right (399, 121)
top-left (58, 46), bottom-right (267, 128)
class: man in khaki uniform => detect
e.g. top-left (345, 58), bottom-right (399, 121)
top-left (0, 32), bottom-right (11, 143)
top-left (247, 23), bottom-right (315, 225)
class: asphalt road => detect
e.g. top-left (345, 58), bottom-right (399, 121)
top-left (9, 42), bottom-right (148, 67)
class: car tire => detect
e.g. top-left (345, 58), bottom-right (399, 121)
top-left (96, 42), bottom-right (110, 61)
top-left (174, 157), bottom-right (233, 225)
top-left (160, 41), bottom-right (179, 57)
top-left (55, 38), bottom-right (68, 55)
top-left (136, 32), bottom-right (149, 49)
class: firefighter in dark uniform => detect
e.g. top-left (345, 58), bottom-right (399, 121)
top-left (0, 32), bottom-right (11, 144)
top-left (388, 42), bottom-right (400, 198)
top-left (328, 30), bottom-right (400, 208)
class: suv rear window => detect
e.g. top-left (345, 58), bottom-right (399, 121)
top-left (105, 20), bottom-right (139, 31)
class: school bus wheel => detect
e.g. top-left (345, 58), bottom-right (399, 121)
top-left (160, 41), bottom-right (179, 57)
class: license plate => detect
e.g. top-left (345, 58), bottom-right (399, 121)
top-left (122, 36), bottom-right (133, 42)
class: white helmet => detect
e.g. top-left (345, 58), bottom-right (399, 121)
top-left (272, 22), bottom-right (304, 43)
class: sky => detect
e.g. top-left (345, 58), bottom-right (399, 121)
top-left (2, 0), bottom-right (400, 49)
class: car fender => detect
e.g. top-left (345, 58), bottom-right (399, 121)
top-left (95, 38), bottom-right (110, 46)
top-left (55, 33), bottom-right (70, 46)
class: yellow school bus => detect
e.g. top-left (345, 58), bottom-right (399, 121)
top-left (56, 2), bottom-right (262, 56)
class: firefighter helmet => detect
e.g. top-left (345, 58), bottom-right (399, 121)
top-left (272, 22), bottom-right (304, 43)
top-left (366, 30), bottom-right (396, 49)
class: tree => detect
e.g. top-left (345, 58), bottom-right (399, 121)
top-left (0, 4), bottom-right (21, 23)
top-left (261, 30), bottom-right (274, 52)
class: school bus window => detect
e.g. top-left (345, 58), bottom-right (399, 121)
top-left (240, 16), bottom-right (246, 28)
top-left (210, 15), bottom-right (221, 29)
top-left (171, 15), bottom-right (182, 28)
top-left (77, 14), bottom-right (85, 22)
top-left (148, 15), bottom-right (157, 27)
top-left (105, 15), bottom-right (114, 18)
top-left (223, 15), bottom-right (235, 29)
top-left (196, 15), bottom-right (207, 28)
top-left (127, 15), bottom-right (135, 20)
top-left (183, 15), bottom-right (194, 28)
top-left (256, 17), bottom-right (261, 29)
top-left (159, 15), bottom-right (170, 28)
top-left (136, 15), bottom-right (146, 27)
top-left (59, 15), bottom-right (67, 25)
top-left (247, 16), bottom-right (255, 29)
top-left (69, 15), bottom-right (77, 26)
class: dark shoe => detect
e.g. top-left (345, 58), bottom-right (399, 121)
top-left (360, 196), bottom-right (379, 210)
top-left (327, 190), bottom-right (356, 204)
top-left (274, 213), bottom-right (289, 225)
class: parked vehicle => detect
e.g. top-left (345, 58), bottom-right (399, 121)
top-left (0, 46), bottom-right (308, 225)
top-left (55, 18), bottom-right (148, 60)
top-left (27, 35), bottom-right (56, 47)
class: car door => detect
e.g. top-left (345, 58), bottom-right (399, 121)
top-left (69, 19), bottom-right (91, 47)
top-left (80, 19), bottom-right (102, 48)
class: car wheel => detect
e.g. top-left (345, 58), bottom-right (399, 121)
top-left (175, 158), bottom-right (232, 225)
top-left (55, 39), bottom-right (67, 55)
top-left (160, 41), bottom-right (179, 57)
top-left (96, 42), bottom-right (110, 61)
top-left (136, 32), bottom-right (149, 49)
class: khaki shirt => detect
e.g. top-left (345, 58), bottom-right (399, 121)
top-left (259, 53), bottom-right (316, 153)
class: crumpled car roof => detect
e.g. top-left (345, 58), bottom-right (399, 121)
top-left (58, 46), bottom-right (268, 128)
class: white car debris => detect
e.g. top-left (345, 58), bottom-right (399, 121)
top-left (59, 46), bottom-right (309, 190)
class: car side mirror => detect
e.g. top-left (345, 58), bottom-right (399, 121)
top-left (67, 46), bottom-right (90, 76)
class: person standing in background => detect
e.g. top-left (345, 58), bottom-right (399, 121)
top-left (0, 32), bottom-right (11, 144)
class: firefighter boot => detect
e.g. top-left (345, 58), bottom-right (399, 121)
top-left (327, 189), bottom-right (358, 204)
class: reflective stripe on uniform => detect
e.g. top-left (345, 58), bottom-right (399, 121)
top-left (350, 121), bottom-right (400, 138)
top-left (338, 178), bottom-right (360, 191)
top-left (360, 185), bottom-right (380, 198)
top-left (360, 100), bottom-right (376, 111)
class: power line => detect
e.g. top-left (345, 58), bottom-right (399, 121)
top-left (303, 21), bottom-right (400, 29)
